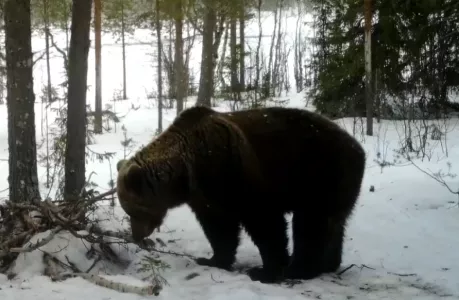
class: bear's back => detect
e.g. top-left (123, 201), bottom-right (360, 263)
top-left (220, 107), bottom-right (359, 157)
top-left (218, 107), bottom-right (365, 196)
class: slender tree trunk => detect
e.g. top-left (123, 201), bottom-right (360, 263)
top-left (4, 0), bottom-right (41, 203)
top-left (272, 0), bottom-right (283, 96)
top-left (375, 68), bottom-right (380, 123)
top-left (294, 0), bottom-right (303, 92)
top-left (43, 0), bottom-right (52, 187)
top-left (230, 14), bottom-right (238, 93)
top-left (364, 0), bottom-right (373, 136)
top-left (239, 0), bottom-right (245, 91)
top-left (94, 0), bottom-right (103, 134)
top-left (44, 0), bottom-right (52, 104)
top-left (64, 0), bottom-right (92, 201)
top-left (174, 0), bottom-right (185, 114)
top-left (65, 4), bottom-right (70, 54)
top-left (266, 3), bottom-right (278, 98)
top-left (217, 22), bottom-right (229, 90)
top-left (0, 9), bottom-right (4, 105)
top-left (255, 0), bottom-right (262, 100)
top-left (196, 0), bottom-right (216, 107)
top-left (156, 0), bottom-right (163, 132)
top-left (167, 22), bottom-right (175, 103)
top-left (121, 0), bottom-right (127, 100)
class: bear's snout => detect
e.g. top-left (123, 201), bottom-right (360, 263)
top-left (130, 218), bottom-right (155, 242)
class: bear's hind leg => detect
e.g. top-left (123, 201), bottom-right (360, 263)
top-left (285, 211), bottom-right (328, 280)
top-left (193, 207), bottom-right (241, 271)
top-left (242, 212), bottom-right (289, 283)
top-left (322, 219), bottom-right (345, 273)
top-left (321, 185), bottom-right (359, 274)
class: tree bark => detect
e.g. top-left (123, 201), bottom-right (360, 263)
top-left (121, 0), bottom-right (127, 100)
top-left (94, 0), bottom-right (103, 134)
top-left (364, 0), bottom-right (373, 136)
top-left (230, 14), bottom-right (239, 93)
top-left (155, 0), bottom-right (163, 132)
top-left (44, 0), bottom-right (53, 104)
top-left (4, 0), bottom-right (41, 203)
top-left (254, 0), bottom-right (262, 100)
top-left (0, 9), bottom-right (4, 105)
top-left (196, 0), bottom-right (216, 107)
top-left (174, 0), bottom-right (185, 114)
top-left (239, 0), bottom-right (245, 91)
top-left (43, 0), bottom-right (52, 187)
top-left (64, 0), bottom-right (92, 201)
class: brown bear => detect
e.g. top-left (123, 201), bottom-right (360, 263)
top-left (116, 105), bottom-right (366, 284)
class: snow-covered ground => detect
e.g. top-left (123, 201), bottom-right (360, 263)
top-left (0, 8), bottom-right (459, 300)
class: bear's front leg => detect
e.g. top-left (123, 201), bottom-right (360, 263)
top-left (192, 206), bottom-right (241, 271)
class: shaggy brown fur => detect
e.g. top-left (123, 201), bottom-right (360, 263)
top-left (116, 105), bottom-right (366, 284)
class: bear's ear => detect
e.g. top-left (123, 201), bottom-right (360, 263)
top-left (117, 159), bottom-right (128, 171)
top-left (123, 163), bottom-right (144, 195)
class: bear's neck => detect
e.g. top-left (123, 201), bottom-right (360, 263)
top-left (137, 131), bottom-right (188, 162)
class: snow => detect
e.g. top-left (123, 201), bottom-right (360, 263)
top-left (1, 9), bottom-right (459, 300)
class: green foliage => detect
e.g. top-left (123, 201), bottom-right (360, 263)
top-left (31, 0), bottom-right (72, 29)
top-left (136, 254), bottom-right (170, 288)
top-left (310, 0), bottom-right (459, 119)
top-left (102, 0), bottom-right (136, 36)
top-left (27, 0), bottom-right (262, 33)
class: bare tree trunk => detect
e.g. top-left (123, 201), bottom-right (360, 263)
top-left (230, 14), bottom-right (239, 93)
top-left (364, 0), bottom-right (373, 136)
top-left (121, 0), bottom-right (127, 100)
top-left (212, 16), bottom-right (226, 71)
top-left (294, 0), bottom-right (303, 92)
top-left (64, 1), bottom-right (71, 54)
top-left (216, 22), bottom-right (229, 90)
top-left (255, 0), bottom-right (262, 100)
top-left (43, 0), bottom-right (52, 188)
top-left (64, 0), bottom-right (92, 201)
top-left (375, 68), bottom-right (380, 123)
top-left (0, 7), bottom-right (4, 106)
top-left (4, 0), bottom-right (41, 203)
top-left (196, 0), bottom-right (216, 107)
top-left (272, 0), bottom-right (283, 96)
top-left (239, 0), bottom-right (245, 91)
top-left (174, 0), bottom-right (185, 114)
top-left (0, 8), bottom-right (4, 105)
top-left (266, 2), bottom-right (278, 98)
top-left (184, 22), bottom-right (197, 97)
top-left (94, 0), bottom-right (103, 134)
top-left (44, 0), bottom-right (52, 104)
top-left (211, 15), bottom-right (226, 102)
top-left (156, 0), bottom-right (163, 132)
top-left (166, 22), bottom-right (175, 104)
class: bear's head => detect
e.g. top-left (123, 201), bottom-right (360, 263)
top-left (116, 158), bottom-right (189, 242)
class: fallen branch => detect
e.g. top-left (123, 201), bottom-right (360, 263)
top-left (387, 271), bottom-right (417, 277)
top-left (0, 187), bottom-right (170, 296)
top-left (9, 226), bottom-right (63, 253)
top-left (43, 252), bottom-right (162, 296)
top-left (66, 272), bottom-right (162, 296)
top-left (337, 264), bottom-right (375, 276)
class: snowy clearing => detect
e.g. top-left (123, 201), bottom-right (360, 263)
top-left (0, 9), bottom-right (459, 300)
